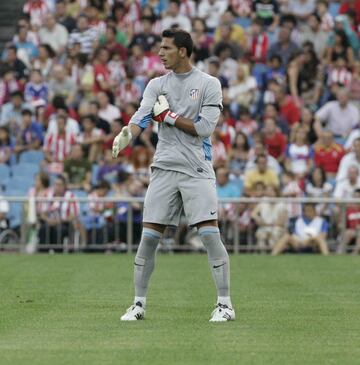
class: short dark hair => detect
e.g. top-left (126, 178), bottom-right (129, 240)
top-left (162, 28), bottom-right (193, 57)
top-left (21, 108), bottom-right (32, 116)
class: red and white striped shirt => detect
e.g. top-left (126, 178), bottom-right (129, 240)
top-left (28, 186), bottom-right (50, 214)
top-left (23, 0), bottom-right (48, 26)
top-left (88, 191), bottom-right (105, 216)
top-left (251, 33), bottom-right (269, 64)
top-left (43, 131), bottom-right (76, 162)
top-left (44, 188), bottom-right (79, 221)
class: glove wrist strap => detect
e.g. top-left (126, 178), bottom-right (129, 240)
top-left (164, 111), bottom-right (179, 126)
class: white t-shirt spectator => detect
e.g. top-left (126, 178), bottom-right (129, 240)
top-left (333, 178), bottom-right (360, 198)
top-left (98, 104), bottom-right (121, 124)
top-left (47, 116), bottom-right (80, 136)
top-left (198, 0), bottom-right (228, 29)
top-left (315, 101), bottom-right (359, 137)
top-left (335, 152), bottom-right (360, 182)
top-left (161, 14), bottom-right (192, 32)
top-left (38, 24), bottom-right (68, 54)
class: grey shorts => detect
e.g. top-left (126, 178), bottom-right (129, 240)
top-left (143, 168), bottom-right (218, 226)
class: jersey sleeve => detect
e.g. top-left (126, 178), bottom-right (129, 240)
top-left (193, 77), bottom-right (222, 138)
top-left (129, 78), bottom-right (160, 130)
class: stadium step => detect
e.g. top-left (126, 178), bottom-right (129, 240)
top-left (0, 0), bottom-right (27, 52)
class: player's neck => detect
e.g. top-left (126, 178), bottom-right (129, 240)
top-left (172, 61), bottom-right (192, 74)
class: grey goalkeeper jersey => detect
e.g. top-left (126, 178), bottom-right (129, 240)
top-left (129, 67), bottom-right (222, 179)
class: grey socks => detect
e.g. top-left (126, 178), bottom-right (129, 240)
top-left (134, 228), bottom-right (162, 298)
top-left (198, 226), bottom-right (230, 298)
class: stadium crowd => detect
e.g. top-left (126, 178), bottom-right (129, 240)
top-left (1, 0), bottom-right (360, 254)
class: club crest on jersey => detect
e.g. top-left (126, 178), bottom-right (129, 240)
top-left (189, 88), bottom-right (200, 100)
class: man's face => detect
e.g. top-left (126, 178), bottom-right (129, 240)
top-left (77, 17), bottom-right (88, 31)
top-left (54, 179), bottom-right (65, 196)
top-left (71, 145), bottom-right (83, 160)
top-left (303, 205), bottom-right (316, 220)
top-left (12, 95), bottom-right (22, 108)
top-left (308, 15), bottom-right (319, 31)
top-left (22, 114), bottom-right (31, 127)
top-left (216, 168), bottom-right (228, 186)
top-left (257, 157), bottom-right (267, 172)
top-left (159, 37), bottom-right (182, 70)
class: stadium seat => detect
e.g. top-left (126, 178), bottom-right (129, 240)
top-left (5, 177), bottom-right (33, 194)
top-left (11, 163), bottom-right (39, 179)
top-left (19, 150), bottom-right (45, 165)
top-left (0, 164), bottom-right (11, 191)
top-left (4, 189), bottom-right (24, 229)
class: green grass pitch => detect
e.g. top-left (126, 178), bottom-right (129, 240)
top-left (1, 254), bottom-right (360, 365)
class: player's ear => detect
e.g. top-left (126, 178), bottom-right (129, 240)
top-left (179, 47), bottom-right (187, 58)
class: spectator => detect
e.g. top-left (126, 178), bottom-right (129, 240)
top-left (68, 14), bottom-right (98, 55)
top-left (130, 16), bottom-right (161, 53)
top-left (38, 13), bottom-right (68, 55)
top-left (251, 0), bottom-right (280, 30)
top-left (0, 91), bottom-right (28, 132)
top-left (287, 0), bottom-right (316, 23)
top-left (89, 100), bottom-right (111, 134)
top-left (224, 63), bottom-right (257, 114)
top-left (314, 88), bottom-right (359, 143)
top-left (316, 0), bottom-right (334, 32)
top-left (128, 145), bottom-right (153, 187)
top-left (251, 185), bottom-right (288, 251)
top-left (14, 109), bottom-right (43, 155)
top-left (273, 82), bottom-right (301, 126)
top-left (314, 130), bottom-right (345, 179)
top-left (13, 25), bottom-right (38, 62)
top-left (43, 114), bottom-right (76, 174)
top-left (234, 107), bottom-right (258, 138)
top-left (97, 92), bottom-right (121, 125)
top-left (246, 140), bottom-right (281, 174)
top-left (334, 165), bottom-right (360, 199)
top-left (48, 64), bottom-right (76, 106)
top-left (298, 12), bottom-right (328, 59)
top-left (228, 132), bottom-right (250, 179)
top-left (197, 0), bottom-right (228, 32)
top-left (285, 126), bottom-right (313, 178)
top-left (305, 167), bottom-right (333, 220)
top-left (216, 166), bottom-right (243, 198)
top-left (244, 154), bottom-right (280, 195)
top-left (85, 180), bottom-right (112, 245)
top-left (23, 0), bottom-right (48, 27)
top-left (24, 69), bottom-right (49, 106)
top-left (47, 106), bottom-right (80, 135)
top-left (55, 0), bottom-right (76, 33)
top-left (33, 44), bottom-right (55, 79)
top-left (161, 0), bottom-right (191, 32)
top-left (191, 17), bottom-right (212, 64)
top-left (272, 203), bottom-right (329, 255)
top-left (96, 149), bottom-right (125, 186)
top-left (0, 127), bottom-right (13, 165)
top-left (63, 143), bottom-right (92, 192)
top-left (325, 29), bottom-right (354, 68)
top-left (92, 47), bottom-right (111, 94)
top-left (100, 26), bottom-right (128, 61)
top-left (337, 188), bottom-right (360, 254)
top-left (38, 174), bottom-right (80, 245)
top-left (3, 45), bottom-right (29, 82)
top-left (267, 25), bottom-right (299, 67)
top-left (263, 117), bottom-right (287, 164)
top-left (77, 115), bottom-right (104, 162)
top-left (247, 17), bottom-right (269, 64)
top-left (0, 67), bottom-right (20, 108)
top-left (28, 171), bottom-right (50, 216)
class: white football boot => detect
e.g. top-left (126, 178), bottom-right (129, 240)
top-left (120, 302), bottom-right (145, 321)
top-left (209, 304), bottom-right (235, 322)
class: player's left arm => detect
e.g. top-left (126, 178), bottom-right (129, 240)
top-left (153, 77), bottom-right (222, 137)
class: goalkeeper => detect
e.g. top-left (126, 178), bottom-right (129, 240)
top-left (112, 28), bottom-right (234, 322)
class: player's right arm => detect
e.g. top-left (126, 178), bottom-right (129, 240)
top-left (112, 78), bottom-right (160, 158)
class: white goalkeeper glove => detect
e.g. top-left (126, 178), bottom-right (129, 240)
top-left (112, 126), bottom-right (132, 159)
top-left (152, 95), bottom-right (179, 126)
